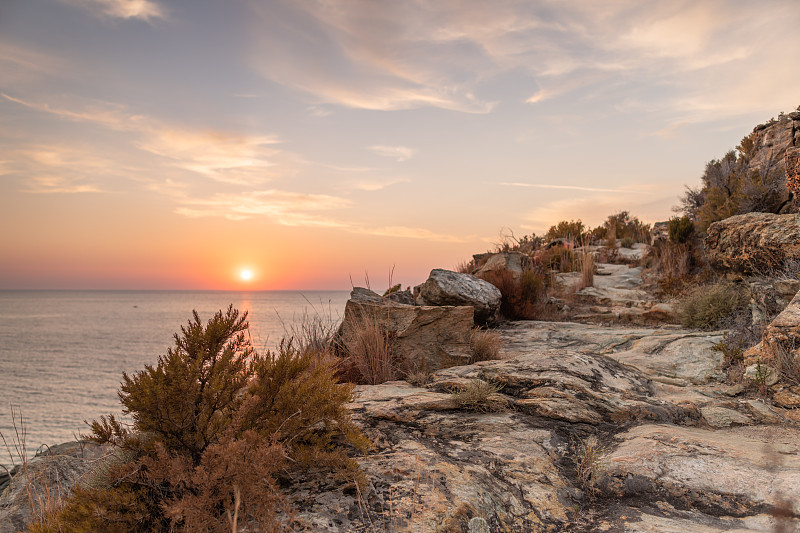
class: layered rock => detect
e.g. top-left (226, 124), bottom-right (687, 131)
top-left (339, 287), bottom-right (473, 372)
top-left (761, 287), bottom-right (800, 370)
top-left (472, 251), bottom-right (528, 279)
top-left (704, 212), bottom-right (800, 273)
top-left (414, 269), bottom-right (501, 325)
top-left (747, 112), bottom-right (800, 176)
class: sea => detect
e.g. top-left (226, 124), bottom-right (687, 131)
top-left (0, 290), bottom-right (350, 456)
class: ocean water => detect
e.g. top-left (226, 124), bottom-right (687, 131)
top-left (0, 290), bottom-right (350, 454)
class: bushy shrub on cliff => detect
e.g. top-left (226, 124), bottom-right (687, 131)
top-left (546, 219), bottom-right (586, 240)
top-left (590, 211), bottom-right (651, 244)
top-left (678, 282), bottom-right (749, 330)
top-left (668, 216), bottom-right (695, 244)
top-left (680, 133), bottom-right (787, 232)
top-left (33, 306), bottom-right (368, 532)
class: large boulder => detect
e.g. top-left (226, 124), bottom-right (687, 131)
top-left (704, 212), bottom-right (800, 274)
top-left (472, 252), bottom-right (528, 279)
top-left (339, 288), bottom-right (473, 373)
top-left (414, 269), bottom-right (501, 325)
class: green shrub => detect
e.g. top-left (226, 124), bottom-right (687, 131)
top-left (680, 137), bottom-right (787, 232)
top-left (678, 282), bottom-right (749, 330)
top-left (668, 216), bottom-right (695, 244)
top-left (620, 236), bottom-right (635, 249)
top-left (546, 219), bottom-right (585, 240)
top-left (37, 306), bottom-right (368, 532)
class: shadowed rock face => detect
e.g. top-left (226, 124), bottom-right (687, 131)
top-left (339, 287), bottom-right (474, 373)
top-left (704, 212), bottom-right (800, 274)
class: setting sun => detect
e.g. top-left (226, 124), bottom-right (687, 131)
top-left (240, 269), bottom-right (253, 281)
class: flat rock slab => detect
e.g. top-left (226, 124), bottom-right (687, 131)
top-left (604, 424), bottom-right (800, 519)
top-left (500, 321), bottom-right (725, 384)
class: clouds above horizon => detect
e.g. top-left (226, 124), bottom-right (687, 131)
top-left (243, 0), bottom-right (799, 123)
top-left (2, 0), bottom-right (800, 288)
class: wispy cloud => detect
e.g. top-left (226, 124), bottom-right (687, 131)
top-left (367, 145), bottom-right (415, 162)
top-left (2, 93), bottom-right (286, 186)
top-left (175, 190), bottom-right (351, 226)
top-left (355, 225), bottom-right (466, 243)
top-left (349, 177), bottom-right (410, 191)
top-left (59, 0), bottom-right (167, 21)
top-left (500, 182), bottom-right (648, 194)
top-left (244, 0), bottom-right (799, 125)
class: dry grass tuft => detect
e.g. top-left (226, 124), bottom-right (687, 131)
top-left (451, 380), bottom-right (509, 413)
top-left (469, 328), bottom-right (502, 364)
top-left (772, 341), bottom-right (800, 385)
top-left (341, 309), bottom-right (398, 385)
top-left (573, 435), bottom-right (608, 494)
top-left (578, 245), bottom-right (594, 289)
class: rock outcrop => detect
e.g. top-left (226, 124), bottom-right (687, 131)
top-left (762, 287), bottom-right (800, 370)
top-left (0, 442), bottom-right (105, 533)
top-left (414, 269), bottom-right (501, 325)
top-left (704, 212), bottom-right (800, 273)
top-left (747, 112), bottom-right (800, 177)
top-left (339, 287), bottom-right (474, 373)
top-left (472, 251), bottom-right (528, 279)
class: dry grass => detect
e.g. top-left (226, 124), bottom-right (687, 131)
top-left (469, 328), bottom-right (502, 364)
top-left (1, 408), bottom-right (65, 529)
top-left (455, 259), bottom-right (475, 274)
top-left (341, 309), bottom-right (398, 385)
top-left (573, 435), bottom-right (608, 495)
top-left (772, 341), bottom-right (800, 385)
top-left (278, 298), bottom-right (341, 354)
top-left (578, 245), bottom-right (594, 289)
top-left (451, 380), bottom-right (509, 413)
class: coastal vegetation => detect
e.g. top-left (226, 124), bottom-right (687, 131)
top-left (31, 306), bottom-right (368, 532)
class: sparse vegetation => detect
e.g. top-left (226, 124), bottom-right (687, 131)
top-left (668, 216), bottom-right (695, 244)
top-left (469, 328), bottom-right (502, 364)
top-left (680, 133), bottom-right (788, 232)
top-left (33, 306), bottom-right (369, 532)
top-left (451, 380), bottom-right (509, 413)
top-left (546, 219), bottom-right (586, 241)
top-left (339, 307), bottom-right (398, 385)
top-left (678, 282), bottom-right (749, 330)
top-left (572, 435), bottom-right (608, 495)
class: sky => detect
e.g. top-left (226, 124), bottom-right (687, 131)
top-left (1, 0), bottom-right (799, 290)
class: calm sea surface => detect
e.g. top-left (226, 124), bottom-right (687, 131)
top-left (0, 290), bottom-right (350, 454)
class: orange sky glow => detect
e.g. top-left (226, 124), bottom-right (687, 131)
top-left (1, 0), bottom-right (799, 290)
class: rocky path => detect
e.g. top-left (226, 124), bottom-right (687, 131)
top-left (286, 263), bottom-right (800, 531)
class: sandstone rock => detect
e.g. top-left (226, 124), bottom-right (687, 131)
top-left (603, 425), bottom-right (800, 517)
top-left (385, 287), bottom-right (415, 305)
top-left (700, 406), bottom-right (752, 428)
top-left (761, 287), bottom-right (800, 371)
top-left (340, 288), bottom-right (474, 373)
top-left (773, 389), bottom-right (800, 409)
top-left (787, 147), bottom-right (800, 196)
top-left (472, 251), bottom-right (528, 279)
top-left (749, 278), bottom-right (800, 326)
top-left (499, 321), bottom-right (725, 384)
top-left (414, 269), bottom-right (501, 325)
top-left (704, 212), bottom-right (800, 274)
